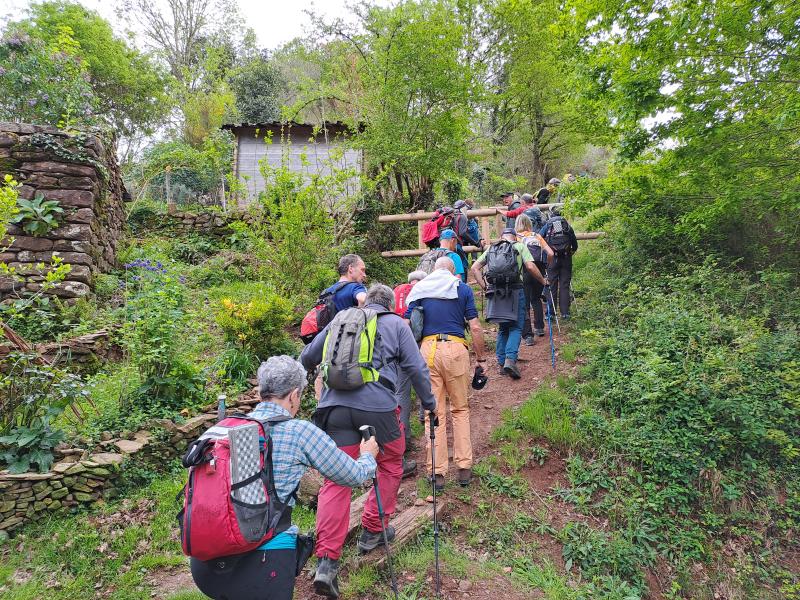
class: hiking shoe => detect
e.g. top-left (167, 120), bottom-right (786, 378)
top-left (523, 335), bottom-right (534, 346)
top-left (313, 556), bottom-right (341, 598)
top-left (503, 359), bottom-right (521, 379)
top-left (534, 328), bottom-right (545, 337)
top-left (458, 468), bottom-right (472, 487)
top-left (402, 456), bottom-right (417, 479)
top-left (430, 474), bottom-right (445, 491)
top-left (358, 525), bottom-right (396, 554)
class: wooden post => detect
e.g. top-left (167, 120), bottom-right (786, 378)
top-left (165, 165), bottom-right (176, 214)
top-left (417, 210), bottom-right (424, 249)
top-left (481, 215), bottom-right (490, 245)
top-left (494, 212), bottom-right (502, 238)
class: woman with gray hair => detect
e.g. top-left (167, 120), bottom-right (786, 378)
top-left (189, 355), bottom-right (379, 600)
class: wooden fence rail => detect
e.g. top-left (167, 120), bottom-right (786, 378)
top-left (378, 204), bottom-right (604, 258)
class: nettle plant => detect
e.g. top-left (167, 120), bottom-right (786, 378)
top-left (12, 192), bottom-right (64, 236)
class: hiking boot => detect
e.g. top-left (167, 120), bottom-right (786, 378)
top-left (313, 556), bottom-right (341, 598)
top-left (430, 473), bottom-right (445, 491)
top-left (458, 468), bottom-right (472, 487)
top-left (503, 359), bottom-right (521, 379)
top-left (357, 525), bottom-right (396, 554)
top-left (534, 328), bottom-right (545, 337)
top-left (402, 456), bottom-right (417, 479)
top-left (523, 335), bottom-right (535, 346)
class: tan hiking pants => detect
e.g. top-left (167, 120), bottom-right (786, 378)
top-left (421, 338), bottom-right (472, 475)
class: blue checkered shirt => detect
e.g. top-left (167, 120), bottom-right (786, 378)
top-left (248, 402), bottom-right (376, 506)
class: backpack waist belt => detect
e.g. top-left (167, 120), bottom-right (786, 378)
top-left (421, 334), bottom-right (469, 369)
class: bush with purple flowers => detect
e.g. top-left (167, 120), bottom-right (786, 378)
top-left (120, 258), bottom-right (203, 418)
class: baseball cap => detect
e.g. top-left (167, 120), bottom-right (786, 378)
top-left (500, 191), bottom-right (514, 198)
top-left (453, 200), bottom-right (466, 210)
top-left (440, 229), bottom-right (457, 240)
top-left (501, 227), bottom-right (517, 236)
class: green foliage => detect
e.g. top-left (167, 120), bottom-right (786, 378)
top-left (11, 192), bottom-right (63, 236)
top-left (498, 386), bottom-right (578, 449)
top-left (228, 53), bottom-right (285, 123)
top-left (215, 292), bottom-right (295, 361)
top-left (0, 352), bottom-right (90, 473)
top-left (562, 0), bottom-right (800, 271)
top-left (0, 25), bottom-right (96, 127)
top-left (20, 1), bottom-right (171, 136)
top-left (0, 295), bottom-right (76, 342)
top-left (121, 259), bottom-right (203, 419)
top-left (0, 174), bottom-right (20, 243)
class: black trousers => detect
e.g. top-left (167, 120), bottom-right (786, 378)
top-left (522, 267), bottom-right (546, 337)
top-left (191, 548), bottom-right (296, 600)
top-left (546, 254), bottom-right (573, 317)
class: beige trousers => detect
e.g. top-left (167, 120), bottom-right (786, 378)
top-left (420, 338), bottom-right (472, 476)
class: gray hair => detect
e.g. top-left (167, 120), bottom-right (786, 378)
top-left (337, 253), bottom-right (363, 275)
top-left (408, 270), bottom-right (427, 283)
top-left (257, 355), bottom-right (307, 400)
top-left (365, 283), bottom-right (394, 310)
top-left (434, 256), bottom-right (455, 273)
top-left (515, 214), bottom-right (533, 232)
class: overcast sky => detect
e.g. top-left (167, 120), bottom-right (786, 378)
top-left (1, 0), bottom-right (376, 49)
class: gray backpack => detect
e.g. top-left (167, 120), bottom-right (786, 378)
top-left (417, 248), bottom-right (450, 274)
top-left (321, 308), bottom-right (391, 390)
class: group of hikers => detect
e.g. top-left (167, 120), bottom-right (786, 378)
top-left (178, 186), bottom-right (579, 600)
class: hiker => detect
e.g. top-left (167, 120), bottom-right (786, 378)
top-left (470, 227), bottom-right (547, 379)
top-left (393, 270), bottom-right (428, 477)
top-left (451, 200), bottom-right (481, 266)
top-left (404, 256), bottom-right (487, 490)
top-left (393, 270), bottom-right (427, 318)
top-left (515, 214), bottom-right (554, 345)
top-left (535, 178), bottom-right (561, 205)
top-left (189, 356), bottom-right (379, 600)
top-left (325, 254), bottom-right (368, 311)
top-left (299, 284), bottom-right (437, 598)
top-left (498, 193), bottom-right (545, 232)
top-left (438, 228), bottom-right (467, 282)
top-left (500, 191), bottom-right (522, 229)
top-left (539, 206), bottom-right (578, 319)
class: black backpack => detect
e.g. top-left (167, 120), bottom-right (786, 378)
top-left (485, 240), bottom-right (521, 288)
top-left (521, 234), bottom-right (548, 269)
top-left (545, 217), bottom-right (572, 256)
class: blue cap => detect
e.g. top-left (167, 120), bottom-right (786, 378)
top-left (502, 227), bottom-right (517, 236)
top-left (440, 229), bottom-right (456, 240)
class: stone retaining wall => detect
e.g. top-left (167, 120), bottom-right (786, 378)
top-left (0, 389), bottom-right (261, 536)
top-left (131, 208), bottom-right (259, 239)
top-left (0, 122), bottom-right (127, 301)
top-left (0, 330), bottom-right (121, 367)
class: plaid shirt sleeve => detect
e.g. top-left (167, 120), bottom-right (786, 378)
top-left (295, 421), bottom-right (377, 487)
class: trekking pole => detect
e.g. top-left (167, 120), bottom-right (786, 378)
top-left (428, 411), bottom-right (441, 597)
top-left (547, 309), bottom-right (556, 371)
top-left (359, 426), bottom-right (399, 600)
top-left (547, 286), bottom-right (561, 333)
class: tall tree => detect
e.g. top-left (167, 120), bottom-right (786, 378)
top-left (563, 0), bottom-right (800, 268)
top-left (228, 53), bottom-right (286, 124)
top-left (312, 0), bottom-right (482, 207)
top-left (20, 1), bottom-right (170, 140)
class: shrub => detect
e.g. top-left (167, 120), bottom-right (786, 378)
top-left (214, 292), bottom-right (295, 361)
top-left (0, 352), bottom-right (90, 472)
top-left (0, 295), bottom-right (77, 342)
top-left (11, 192), bottom-right (63, 236)
top-left (121, 259), bottom-right (203, 417)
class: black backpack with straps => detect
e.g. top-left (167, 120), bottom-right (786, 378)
top-left (485, 240), bottom-right (521, 288)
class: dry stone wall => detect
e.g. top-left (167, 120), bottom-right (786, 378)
top-left (133, 209), bottom-right (258, 239)
top-left (0, 387), bottom-right (262, 536)
top-left (0, 122), bottom-right (127, 301)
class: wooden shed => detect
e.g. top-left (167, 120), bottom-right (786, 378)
top-left (222, 121), bottom-right (362, 206)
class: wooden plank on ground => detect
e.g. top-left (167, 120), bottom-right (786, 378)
top-left (353, 500), bottom-right (449, 568)
top-left (346, 489), bottom-right (371, 538)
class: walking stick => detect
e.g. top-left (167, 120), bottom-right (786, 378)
top-left (547, 286), bottom-right (561, 333)
top-left (359, 426), bottom-right (399, 599)
top-left (547, 309), bottom-right (556, 371)
top-left (428, 411), bottom-right (441, 597)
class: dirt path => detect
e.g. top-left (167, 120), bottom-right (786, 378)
top-left (151, 324), bottom-right (571, 599)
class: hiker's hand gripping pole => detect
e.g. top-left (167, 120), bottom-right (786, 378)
top-left (358, 425), bottom-right (399, 600)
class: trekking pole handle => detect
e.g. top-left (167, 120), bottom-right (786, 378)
top-left (429, 411), bottom-right (439, 439)
top-left (359, 425), bottom-right (377, 442)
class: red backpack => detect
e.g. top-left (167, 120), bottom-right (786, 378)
top-left (177, 414), bottom-right (294, 562)
top-left (421, 207), bottom-right (454, 248)
top-left (300, 282), bottom-right (347, 344)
